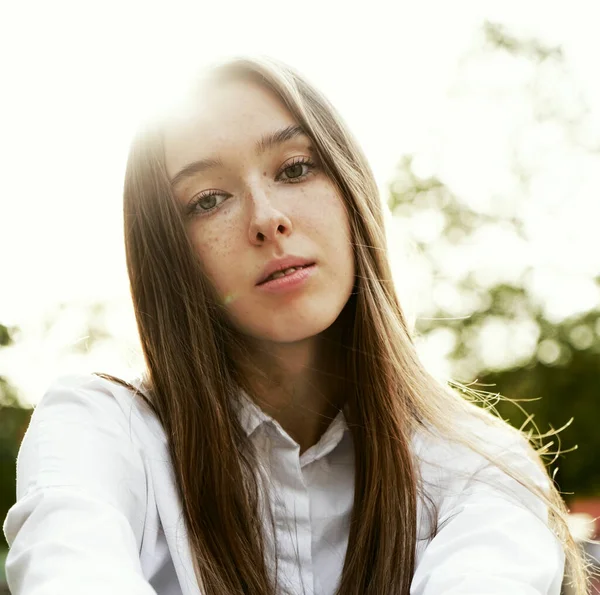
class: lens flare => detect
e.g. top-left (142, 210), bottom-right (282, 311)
top-left (223, 291), bottom-right (239, 305)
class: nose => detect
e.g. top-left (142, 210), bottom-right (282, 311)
top-left (247, 186), bottom-right (293, 245)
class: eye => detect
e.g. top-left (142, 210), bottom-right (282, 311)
top-left (185, 156), bottom-right (317, 218)
top-left (276, 156), bottom-right (317, 184)
top-left (186, 190), bottom-right (229, 217)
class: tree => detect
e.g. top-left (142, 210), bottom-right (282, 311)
top-left (0, 324), bottom-right (32, 550)
top-left (388, 22), bottom-right (600, 500)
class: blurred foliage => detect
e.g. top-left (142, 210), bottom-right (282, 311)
top-left (485, 327), bottom-right (600, 498)
top-left (0, 324), bottom-right (32, 549)
top-left (389, 19), bottom-right (600, 504)
top-left (471, 21), bottom-right (600, 155)
top-left (482, 21), bottom-right (564, 62)
top-left (390, 151), bottom-right (599, 500)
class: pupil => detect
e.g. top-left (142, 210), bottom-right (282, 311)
top-left (200, 195), bottom-right (216, 210)
top-left (288, 164), bottom-right (303, 178)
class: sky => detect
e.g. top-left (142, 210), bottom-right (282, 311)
top-left (1, 0), bottom-right (599, 404)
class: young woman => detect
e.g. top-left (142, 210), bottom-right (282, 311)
top-left (3, 55), bottom-right (589, 594)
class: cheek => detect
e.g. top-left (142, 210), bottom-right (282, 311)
top-left (188, 218), bottom-right (241, 294)
top-left (327, 201), bottom-right (355, 281)
top-left (300, 196), bottom-right (355, 298)
top-left (304, 192), bottom-right (353, 256)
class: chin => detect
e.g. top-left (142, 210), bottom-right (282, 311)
top-left (236, 308), bottom-right (342, 345)
top-left (226, 288), bottom-right (354, 344)
top-left (253, 320), bottom-right (335, 344)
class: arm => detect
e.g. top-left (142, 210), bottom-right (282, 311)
top-left (411, 433), bottom-right (565, 594)
top-left (3, 375), bottom-right (158, 594)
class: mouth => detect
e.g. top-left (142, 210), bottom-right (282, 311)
top-left (257, 263), bottom-right (315, 285)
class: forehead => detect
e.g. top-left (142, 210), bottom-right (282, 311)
top-left (163, 79), bottom-right (297, 177)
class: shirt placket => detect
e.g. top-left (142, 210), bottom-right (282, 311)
top-left (265, 422), bottom-right (315, 595)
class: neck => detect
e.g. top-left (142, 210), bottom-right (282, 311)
top-left (237, 320), bottom-right (347, 454)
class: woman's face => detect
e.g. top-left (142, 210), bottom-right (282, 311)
top-left (164, 78), bottom-right (355, 343)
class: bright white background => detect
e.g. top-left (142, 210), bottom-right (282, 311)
top-left (1, 0), bottom-right (598, 404)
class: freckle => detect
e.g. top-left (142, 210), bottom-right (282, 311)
top-left (263, 171), bottom-right (267, 177)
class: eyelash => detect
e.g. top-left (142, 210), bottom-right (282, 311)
top-left (186, 156), bottom-right (317, 217)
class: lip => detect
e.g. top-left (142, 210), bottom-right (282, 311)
top-left (256, 255), bottom-right (316, 286)
top-left (256, 263), bottom-right (317, 294)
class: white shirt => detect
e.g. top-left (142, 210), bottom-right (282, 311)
top-left (3, 373), bottom-right (565, 594)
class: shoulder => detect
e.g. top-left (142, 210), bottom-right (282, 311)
top-left (15, 372), bottom-right (164, 503)
top-left (3, 374), bottom-right (169, 586)
top-left (411, 411), bottom-right (552, 523)
top-left (411, 408), bottom-right (547, 480)
top-left (33, 372), bottom-right (147, 420)
top-left (409, 414), bottom-right (565, 592)
top-left (30, 372), bottom-right (163, 444)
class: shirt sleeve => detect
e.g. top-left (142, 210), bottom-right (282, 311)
top-left (410, 431), bottom-right (566, 595)
top-left (2, 374), bottom-right (158, 595)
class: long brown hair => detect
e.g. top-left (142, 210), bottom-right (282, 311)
top-left (98, 55), bottom-right (589, 593)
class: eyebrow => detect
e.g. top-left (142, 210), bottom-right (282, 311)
top-left (169, 124), bottom-right (309, 188)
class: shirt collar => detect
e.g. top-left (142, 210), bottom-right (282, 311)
top-left (236, 389), bottom-right (274, 438)
top-left (235, 389), bottom-right (350, 460)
